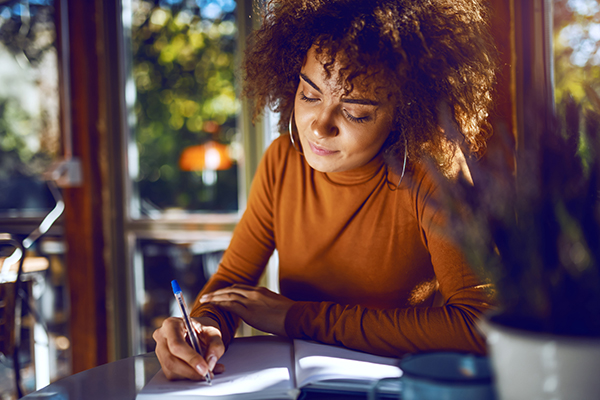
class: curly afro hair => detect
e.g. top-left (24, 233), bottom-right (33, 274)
top-left (242, 0), bottom-right (498, 173)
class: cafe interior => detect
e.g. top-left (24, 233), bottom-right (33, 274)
top-left (0, 0), bottom-right (598, 398)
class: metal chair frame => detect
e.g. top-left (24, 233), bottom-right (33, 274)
top-left (0, 181), bottom-right (65, 398)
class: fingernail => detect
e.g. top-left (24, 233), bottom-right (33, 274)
top-left (200, 295), bottom-right (208, 302)
top-left (195, 364), bottom-right (205, 376)
top-left (207, 355), bottom-right (217, 371)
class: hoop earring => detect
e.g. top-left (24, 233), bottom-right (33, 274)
top-left (397, 136), bottom-right (407, 188)
top-left (288, 110), bottom-right (303, 154)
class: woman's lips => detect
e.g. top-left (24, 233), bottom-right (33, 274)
top-left (309, 141), bottom-right (338, 156)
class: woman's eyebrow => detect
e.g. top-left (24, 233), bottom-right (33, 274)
top-left (341, 97), bottom-right (379, 106)
top-left (299, 72), bottom-right (379, 106)
top-left (300, 73), bottom-right (322, 93)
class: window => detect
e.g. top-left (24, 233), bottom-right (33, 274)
top-left (0, 0), bottom-right (71, 396)
top-left (0, 0), bottom-right (61, 215)
top-left (128, 0), bottom-right (241, 217)
top-left (121, 0), bottom-right (267, 355)
top-left (553, 0), bottom-right (600, 105)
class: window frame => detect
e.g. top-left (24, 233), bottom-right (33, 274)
top-left (112, 0), bottom-right (266, 358)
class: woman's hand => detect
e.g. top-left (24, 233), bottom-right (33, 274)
top-left (200, 285), bottom-right (294, 337)
top-left (153, 316), bottom-right (225, 381)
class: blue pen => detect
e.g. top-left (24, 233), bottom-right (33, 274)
top-left (171, 280), bottom-right (212, 384)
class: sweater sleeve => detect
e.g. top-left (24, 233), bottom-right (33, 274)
top-left (189, 140), bottom-right (279, 347)
top-left (283, 166), bottom-right (495, 357)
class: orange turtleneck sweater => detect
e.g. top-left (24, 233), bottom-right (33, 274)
top-left (191, 134), bottom-right (494, 357)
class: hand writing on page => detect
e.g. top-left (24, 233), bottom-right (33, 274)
top-left (153, 316), bottom-right (225, 381)
top-left (200, 285), bottom-right (294, 337)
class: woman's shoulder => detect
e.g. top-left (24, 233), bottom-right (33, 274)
top-left (266, 134), bottom-right (294, 157)
top-left (399, 149), bottom-right (473, 216)
top-left (407, 148), bottom-right (472, 188)
top-left (261, 134), bottom-right (301, 169)
top-left (255, 134), bottom-right (305, 184)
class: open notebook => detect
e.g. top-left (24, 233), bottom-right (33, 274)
top-left (137, 336), bottom-right (402, 400)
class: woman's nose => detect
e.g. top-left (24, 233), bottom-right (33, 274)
top-left (311, 108), bottom-right (339, 139)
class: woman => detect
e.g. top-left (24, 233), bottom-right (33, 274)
top-left (153, 0), bottom-right (497, 381)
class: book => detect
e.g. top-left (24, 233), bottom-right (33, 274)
top-left (136, 335), bottom-right (402, 400)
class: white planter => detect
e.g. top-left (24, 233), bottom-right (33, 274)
top-left (481, 318), bottom-right (600, 400)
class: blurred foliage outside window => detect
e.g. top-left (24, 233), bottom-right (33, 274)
top-left (130, 0), bottom-right (241, 215)
top-left (0, 0), bottom-right (59, 213)
top-left (553, 0), bottom-right (600, 162)
top-left (554, 0), bottom-right (600, 105)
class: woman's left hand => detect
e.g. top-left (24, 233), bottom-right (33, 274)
top-left (199, 285), bottom-right (294, 337)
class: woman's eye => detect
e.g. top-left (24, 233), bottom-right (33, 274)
top-left (300, 91), bottom-right (319, 103)
top-left (343, 110), bottom-right (371, 124)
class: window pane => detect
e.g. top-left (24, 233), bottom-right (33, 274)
top-left (135, 237), bottom-right (228, 353)
top-left (553, 0), bottom-right (600, 103)
top-left (129, 0), bottom-right (240, 216)
top-left (0, 0), bottom-right (60, 215)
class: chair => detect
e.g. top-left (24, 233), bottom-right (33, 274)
top-left (0, 181), bottom-right (65, 398)
top-left (0, 233), bottom-right (26, 397)
top-left (0, 277), bottom-right (17, 358)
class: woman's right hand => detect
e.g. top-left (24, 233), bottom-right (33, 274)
top-left (153, 316), bottom-right (225, 381)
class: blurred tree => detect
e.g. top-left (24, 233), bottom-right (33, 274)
top-left (0, 0), bottom-right (59, 211)
top-left (131, 0), bottom-right (240, 213)
top-left (553, 0), bottom-right (600, 106)
top-left (0, 0), bottom-right (55, 66)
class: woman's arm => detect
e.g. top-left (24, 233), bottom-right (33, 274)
top-left (282, 241), bottom-right (494, 357)
top-left (199, 234), bottom-right (494, 357)
top-left (198, 284), bottom-right (294, 336)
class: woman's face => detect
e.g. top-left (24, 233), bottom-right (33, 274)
top-left (294, 45), bottom-right (394, 173)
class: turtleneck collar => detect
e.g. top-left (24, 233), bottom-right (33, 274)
top-left (320, 153), bottom-right (386, 186)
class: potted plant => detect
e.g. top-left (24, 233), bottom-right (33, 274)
top-left (438, 87), bottom-right (600, 400)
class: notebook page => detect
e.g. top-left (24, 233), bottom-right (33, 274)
top-left (137, 336), bottom-right (296, 400)
top-left (293, 340), bottom-right (402, 388)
